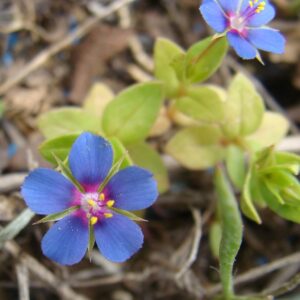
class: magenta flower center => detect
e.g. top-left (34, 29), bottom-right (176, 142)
top-left (80, 192), bottom-right (115, 225)
top-left (228, 0), bottom-right (266, 33)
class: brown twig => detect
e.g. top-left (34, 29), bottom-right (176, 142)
top-left (5, 240), bottom-right (90, 300)
top-left (16, 262), bottom-right (30, 300)
top-left (175, 207), bottom-right (202, 279)
top-left (0, 0), bottom-right (135, 95)
top-left (206, 251), bottom-right (300, 296)
top-left (0, 173), bottom-right (27, 193)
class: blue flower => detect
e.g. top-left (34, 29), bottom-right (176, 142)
top-left (21, 132), bottom-right (158, 265)
top-left (199, 0), bottom-right (285, 60)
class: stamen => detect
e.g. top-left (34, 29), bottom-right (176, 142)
top-left (99, 193), bottom-right (105, 201)
top-left (90, 216), bottom-right (98, 225)
top-left (87, 199), bottom-right (97, 207)
top-left (107, 200), bottom-right (115, 207)
top-left (104, 213), bottom-right (113, 218)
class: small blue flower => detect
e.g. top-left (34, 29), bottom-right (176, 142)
top-left (21, 132), bottom-right (158, 265)
top-left (199, 0), bottom-right (285, 60)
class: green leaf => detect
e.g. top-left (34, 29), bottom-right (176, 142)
top-left (110, 207), bottom-right (147, 222)
top-left (209, 221), bottom-right (222, 259)
top-left (109, 137), bottom-right (133, 169)
top-left (34, 205), bottom-right (80, 224)
top-left (246, 112), bottom-right (289, 150)
top-left (102, 82), bottom-right (164, 145)
top-left (222, 73), bottom-right (265, 138)
top-left (275, 152), bottom-right (300, 166)
top-left (225, 145), bottom-right (246, 190)
top-left (38, 108), bottom-right (102, 139)
top-left (53, 153), bottom-right (85, 193)
top-left (214, 167), bottom-right (243, 299)
top-left (260, 183), bottom-right (300, 223)
top-left (165, 126), bottom-right (225, 170)
top-left (174, 85), bottom-right (225, 123)
top-left (0, 208), bottom-right (35, 248)
top-left (185, 36), bottom-right (228, 83)
top-left (127, 141), bottom-right (169, 193)
top-left (241, 168), bottom-right (262, 224)
top-left (170, 53), bottom-right (187, 82)
top-left (83, 82), bottom-right (114, 118)
top-left (39, 134), bottom-right (79, 165)
top-left (154, 38), bottom-right (185, 97)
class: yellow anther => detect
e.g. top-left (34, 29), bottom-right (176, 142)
top-left (104, 213), bottom-right (113, 218)
top-left (90, 216), bottom-right (98, 225)
top-left (99, 193), bottom-right (105, 201)
top-left (87, 199), bottom-right (97, 207)
top-left (249, 1), bottom-right (253, 7)
top-left (106, 200), bottom-right (115, 208)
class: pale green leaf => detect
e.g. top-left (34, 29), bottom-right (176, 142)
top-left (214, 167), bottom-right (243, 299)
top-left (185, 36), bottom-right (228, 83)
top-left (170, 52), bottom-right (187, 82)
top-left (127, 141), bottom-right (169, 193)
top-left (83, 82), bottom-right (114, 118)
top-left (109, 137), bottom-right (133, 169)
top-left (39, 134), bottom-right (79, 165)
top-left (222, 73), bottom-right (265, 138)
top-left (174, 85), bottom-right (225, 123)
top-left (38, 108), bottom-right (102, 139)
top-left (246, 112), bottom-right (289, 149)
top-left (165, 126), bottom-right (225, 170)
top-left (102, 82), bottom-right (164, 145)
top-left (154, 38), bottom-right (185, 97)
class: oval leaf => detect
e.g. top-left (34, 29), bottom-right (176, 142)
top-left (154, 38), bottom-right (185, 98)
top-left (38, 108), bottom-right (102, 139)
top-left (186, 36), bottom-right (228, 83)
top-left (175, 85), bottom-right (225, 123)
top-left (165, 126), bottom-right (225, 170)
top-left (222, 73), bottom-right (265, 138)
top-left (102, 82), bottom-right (164, 145)
top-left (246, 112), bottom-right (289, 149)
top-left (39, 134), bottom-right (79, 165)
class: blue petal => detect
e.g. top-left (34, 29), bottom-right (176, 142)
top-left (199, 0), bottom-right (227, 33)
top-left (227, 31), bottom-right (257, 59)
top-left (41, 215), bottom-right (88, 265)
top-left (247, 28), bottom-right (285, 54)
top-left (248, 2), bottom-right (275, 27)
top-left (21, 168), bottom-right (74, 215)
top-left (106, 166), bottom-right (158, 211)
top-left (218, 0), bottom-right (240, 13)
top-left (94, 213), bottom-right (143, 262)
top-left (69, 132), bottom-right (113, 186)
